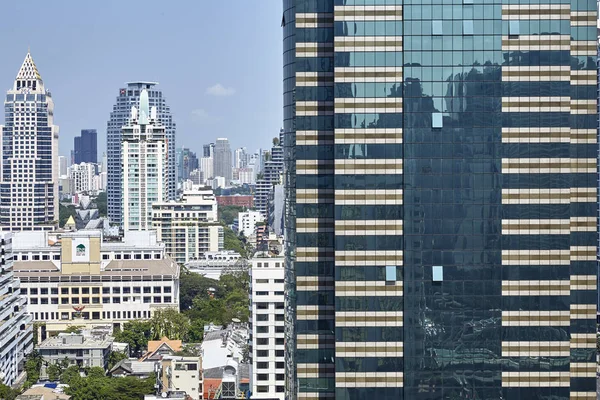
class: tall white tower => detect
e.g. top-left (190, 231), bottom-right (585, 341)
top-left (122, 89), bottom-right (168, 231)
top-left (0, 51), bottom-right (59, 231)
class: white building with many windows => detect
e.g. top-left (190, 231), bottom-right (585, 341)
top-left (69, 162), bottom-right (96, 194)
top-left (13, 230), bottom-right (179, 335)
top-left (0, 233), bottom-right (33, 386)
top-left (237, 210), bottom-right (265, 237)
top-left (152, 188), bottom-right (223, 265)
top-left (250, 253), bottom-right (285, 399)
top-left (122, 88), bottom-right (168, 231)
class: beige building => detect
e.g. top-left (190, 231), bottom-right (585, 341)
top-left (159, 356), bottom-right (203, 400)
top-left (152, 189), bottom-right (223, 264)
top-left (13, 230), bottom-right (179, 335)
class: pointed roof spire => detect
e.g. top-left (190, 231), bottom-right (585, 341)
top-left (138, 89), bottom-right (150, 125)
top-left (16, 50), bottom-right (42, 81)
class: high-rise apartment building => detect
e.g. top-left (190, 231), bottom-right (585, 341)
top-left (255, 130), bottom-right (284, 221)
top-left (176, 147), bottom-right (199, 182)
top-left (0, 233), bottom-right (33, 386)
top-left (122, 89), bottom-right (168, 231)
top-left (283, 2), bottom-right (598, 399)
top-left (213, 138), bottom-right (232, 183)
top-left (107, 82), bottom-right (176, 226)
top-left (73, 129), bottom-right (98, 164)
top-left (234, 147), bottom-right (248, 169)
top-left (203, 143), bottom-right (214, 158)
top-left (0, 51), bottom-right (59, 231)
top-left (250, 254), bottom-right (285, 399)
top-left (58, 156), bottom-right (68, 177)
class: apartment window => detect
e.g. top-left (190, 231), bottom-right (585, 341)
top-left (61, 298), bottom-right (69, 305)
top-left (123, 254), bottom-right (131, 260)
top-left (275, 338), bottom-right (284, 345)
top-left (82, 298), bottom-right (90, 304)
top-left (275, 350), bottom-right (284, 357)
top-left (51, 288), bottom-right (58, 295)
top-left (102, 254), bottom-right (109, 260)
top-left (81, 288), bottom-right (89, 294)
top-left (30, 288), bottom-right (38, 295)
top-left (257, 338), bottom-right (269, 345)
top-left (163, 296), bottom-right (172, 303)
top-left (61, 288), bottom-right (69, 295)
top-left (276, 374), bottom-right (284, 381)
top-left (275, 326), bottom-right (284, 333)
top-left (51, 298), bottom-right (58, 305)
top-left (133, 287), bottom-right (141, 294)
top-left (30, 298), bottom-right (38, 305)
top-left (257, 350), bottom-right (268, 357)
top-left (257, 374), bottom-right (269, 381)
top-left (92, 298), bottom-right (100, 304)
top-left (71, 298), bottom-right (80, 304)
top-left (134, 254), bottom-right (141, 260)
top-left (153, 287), bottom-right (161, 293)
top-left (143, 297), bottom-right (151, 304)
top-left (256, 387), bottom-right (268, 393)
top-left (102, 288), bottom-right (110, 294)
top-left (102, 297), bottom-right (110, 304)
top-left (276, 362), bottom-right (284, 369)
top-left (123, 287), bottom-right (131, 294)
top-left (255, 279), bottom-right (268, 284)
top-left (274, 291), bottom-right (284, 296)
top-left (71, 288), bottom-right (79, 295)
top-left (92, 288), bottom-right (100, 294)
top-left (256, 303), bottom-right (269, 310)
top-left (256, 291), bottom-right (268, 296)
top-left (256, 362), bottom-right (269, 369)
top-left (275, 314), bottom-right (284, 322)
top-left (113, 297), bottom-right (120, 304)
top-left (257, 314), bottom-right (269, 322)
top-left (112, 287), bottom-right (120, 294)
top-left (274, 279), bottom-right (284, 283)
top-left (275, 302), bottom-right (284, 309)
top-left (256, 326), bottom-right (269, 334)
top-left (276, 386), bottom-right (284, 393)
top-left (153, 296), bottom-right (162, 303)
top-left (163, 286), bottom-right (171, 293)
top-left (143, 287), bottom-right (151, 293)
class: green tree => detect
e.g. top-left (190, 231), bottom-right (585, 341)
top-left (94, 192), bottom-right (107, 216)
top-left (113, 321), bottom-right (152, 357)
top-left (149, 308), bottom-right (191, 340)
top-left (108, 351), bottom-right (129, 371)
top-left (60, 365), bottom-right (81, 385)
top-left (59, 203), bottom-right (77, 227)
top-left (65, 325), bottom-right (84, 334)
top-left (218, 205), bottom-right (245, 225)
top-left (24, 351), bottom-right (43, 386)
top-left (185, 319), bottom-right (206, 343)
top-left (223, 226), bottom-right (247, 258)
top-left (47, 363), bottom-right (61, 382)
top-left (179, 269), bottom-right (218, 311)
top-left (86, 366), bottom-right (106, 379)
top-left (0, 383), bottom-right (20, 400)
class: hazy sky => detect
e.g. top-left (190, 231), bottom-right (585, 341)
top-left (0, 1), bottom-right (283, 158)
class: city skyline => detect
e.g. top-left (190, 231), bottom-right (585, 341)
top-left (0, 1), bottom-right (283, 157)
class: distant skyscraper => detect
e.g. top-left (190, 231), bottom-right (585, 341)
top-left (203, 143), bottom-right (214, 158)
top-left (58, 156), bottom-right (68, 177)
top-left (73, 129), bottom-right (97, 164)
top-left (0, 51), bottom-right (58, 231)
top-left (234, 147), bottom-right (247, 169)
top-left (176, 147), bottom-right (199, 182)
top-left (284, 1), bottom-right (598, 399)
top-left (121, 89), bottom-right (168, 231)
top-left (213, 138), bottom-right (232, 183)
top-left (107, 82), bottom-right (176, 225)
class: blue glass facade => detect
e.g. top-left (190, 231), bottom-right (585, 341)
top-left (284, 1), bottom-right (598, 399)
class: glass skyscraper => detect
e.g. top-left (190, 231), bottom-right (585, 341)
top-left (283, 1), bottom-right (598, 399)
top-left (106, 82), bottom-right (175, 225)
top-left (73, 129), bottom-right (97, 164)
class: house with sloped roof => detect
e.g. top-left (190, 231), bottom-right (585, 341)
top-left (140, 337), bottom-right (183, 361)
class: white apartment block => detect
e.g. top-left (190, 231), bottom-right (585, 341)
top-left (199, 157), bottom-right (213, 182)
top-left (0, 233), bottom-right (33, 386)
top-left (152, 189), bottom-right (224, 265)
top-left (69, 162), bottom-right (96, 194)
top-left (250, 254), bottom-right (285, 399)
top-left (159, 356), bottom-right (203, 400)
top-left (122, 89), bottom-right (168, 231)
top-left (12, 230), bottom-right (179, 334)
top-left (238, 210), bottom-right (265, 237)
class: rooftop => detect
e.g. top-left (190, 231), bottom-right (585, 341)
top-left (38, 333), bottom-right (113, 350)
top-left (13, 257), bottom-right (179, 278)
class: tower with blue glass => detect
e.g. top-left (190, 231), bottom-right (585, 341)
top-left (284, 1), bottom-right (598, 399)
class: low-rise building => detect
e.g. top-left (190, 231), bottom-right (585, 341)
top-left (140, 337), bottom-right (182, 361)
top-left (185, 251), bottom-right (244, 280)
top-left (37, 333), bottom-right (112, 379)
top-left (250, 254), bottom-right (285, 399)
top-left (13, 230), bottom-right (180, 335)
top-left (158, 356), bottom-right (203, 400)
top-left (0, 233), bottom-right (33, 386)
top-left (152, 189), bottom-right (223, 265)
top-left (216, 195), bottom-right (253, 208)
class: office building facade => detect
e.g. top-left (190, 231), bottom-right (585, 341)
top-left (213, 138), bottom-right (232, 183)
top-left (74, 129), bottom-right (98, 164)
top-left (122, 89), bottom-right (169, 231)
top-left (283, 1), bottom-right (598, 399)
top-left (107, 82), bottom-right (176, 226)
top-left (1, 51), bottom-right (59, 231)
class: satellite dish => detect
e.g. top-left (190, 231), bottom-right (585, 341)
top-left (161, 392), bottom-right (167, 398)
top-left (231, 318), bottom-right (241, 323)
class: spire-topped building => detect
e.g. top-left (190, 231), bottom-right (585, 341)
top-left (0, 51), bottom-right (58, 231)
top-left (121, 88), bottom-right (168, 231)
